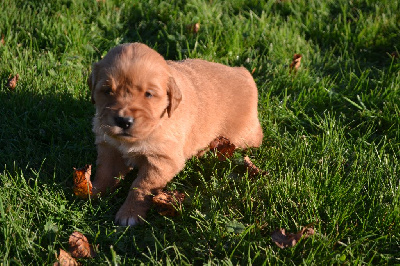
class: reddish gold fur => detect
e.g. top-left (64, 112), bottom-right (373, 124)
top-left (88, 43), bottom-right (263, 226)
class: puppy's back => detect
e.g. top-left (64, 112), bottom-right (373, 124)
top-left (168, 59), bottom-right (263, 154)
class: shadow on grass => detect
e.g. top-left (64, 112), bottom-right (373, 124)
top-left (0, 87), bottom-right (95, 183)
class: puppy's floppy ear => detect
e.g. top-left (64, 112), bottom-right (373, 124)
top-left (167, 77), bottom-right (182, 117)
top-left (87, 66), bottom-right (96, 104)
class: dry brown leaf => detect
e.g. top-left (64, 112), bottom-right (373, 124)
top-left (0, 34), bottom-right (5, 46)
top-left (73, 165), bottom-right (92, 199)
top-left (209, 136), bottom-right (236, 161)
top-left (152, 190), bottom-right (185, 217)
top-left (186, 22), bottom-right (200, 34)
top-left (271, 226), bottom-right (315, 249)
top-left (54, 249), bottom-right (78, 266)
top-left (289, 53), bottom-right (302, 73)
top-left (243, 156), bottom-right (268, 177)
top-left (6, 74), bottom-right (19, 90)
top-left (69, 231), bottom-right (96, 258)
top-left (390, 51), bottom-right (399, 59)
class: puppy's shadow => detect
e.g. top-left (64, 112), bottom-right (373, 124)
top-left (0, 88), bottom-right (95, 183)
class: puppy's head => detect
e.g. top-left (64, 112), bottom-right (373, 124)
top-left (88, 43), bottom-right (182, 142)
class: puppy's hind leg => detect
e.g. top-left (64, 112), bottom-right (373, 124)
top-left (243, 122), bottom-right (263, 148)
top-left (226, 119), bottom-right (263, 149)
top-left (92, 142), bottom-right (131, 197)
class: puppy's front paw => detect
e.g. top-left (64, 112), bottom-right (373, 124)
top-left (114, 205), bottom-right (147, 226)
top-left (115, 212), bottom-right (141, 226)
top-left (114, 190), bottom-right (153, 226)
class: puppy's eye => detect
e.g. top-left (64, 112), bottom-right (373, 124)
top-left (145, 91), bottom-right (153, 98)
top-left (104, 88), bottom-right (113, 95)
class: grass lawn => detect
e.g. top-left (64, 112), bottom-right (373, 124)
top-left (1, 0), bottom-right (399, 264)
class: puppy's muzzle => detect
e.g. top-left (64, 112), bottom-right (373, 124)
top-left (114, 116), bottom-right (134, 130)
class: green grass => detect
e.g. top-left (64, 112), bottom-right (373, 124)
top-left (1, 0), bottom-right (399, 264)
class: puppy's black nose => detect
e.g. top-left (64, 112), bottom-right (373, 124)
top-left (114, 116), bottom-right (134, 130)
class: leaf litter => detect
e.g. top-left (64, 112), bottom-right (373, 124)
top-left (54, 249), bottom-right (78, 266)
top-left (69, 136), bottom-right (318, 251)
top-left (54, 232), bottom-right (96, 265)
top-left (209, 136), bottom-right (236, 161)
top-left (6, 74), bottom-right (19, 90)
top-left (186, 22), bottom-right (200, 34)
top-left (243, 156), bottom-right (268, 177)
top-left (289, 53), bottom-right (302, 73)
top-left (73, 165), bottom-right (92, 198)
top-left (152, 190), bottom-right (186, 217)
top-left (271, 224), bottom-right (315, 249)
top-left (69, 231), bottom-right (96, 258)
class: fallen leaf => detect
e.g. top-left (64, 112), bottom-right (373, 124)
top-left (186, 22), bottom-right (200, 34)
top-left (152, 190), bottom-right (185, 217)
top-left (54, 249), bottom-right (78, 266)
top-left (69, 231), bottom-right (96, 258)
top-left (390, 51), bottom-right (399, 59)
top-left (0, 34), bottom-right (4, 45)
top-left (271, 225), bottom-right (315, 249)
top-left (73, 165), bottom-right (92, 199)
top-left (6, 74), bottom-right (19, 90)
top-left (243, 156), bottom-right (268, 177)
top-left (209, 136), bottom-right (236, 161)
top-left (289, 53), bottom-right (302, 73)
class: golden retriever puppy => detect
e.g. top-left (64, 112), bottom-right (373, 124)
top-left (88, 43), bottom-right (263, 226)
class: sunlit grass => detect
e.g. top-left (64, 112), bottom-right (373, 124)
top-left (0, 0), bottom-right (399, 264)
